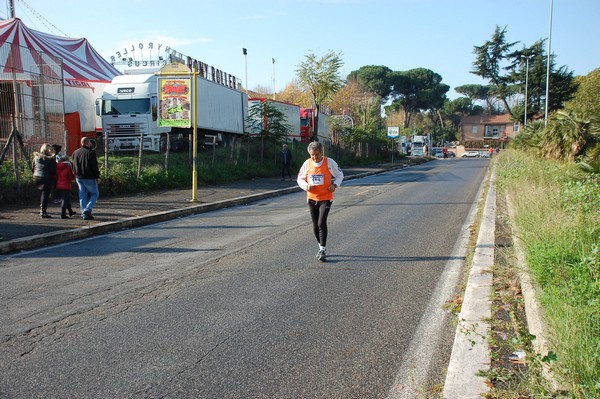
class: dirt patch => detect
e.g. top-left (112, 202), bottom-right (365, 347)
top-left (484, 192), bottom-right (535, 397)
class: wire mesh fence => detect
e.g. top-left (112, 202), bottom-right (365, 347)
top-left (91, 134), bottom-right (389, 175)
top-left (0, 42), bottom-right (65, 164)
top-left (1, 132), bottom-right (396, 205)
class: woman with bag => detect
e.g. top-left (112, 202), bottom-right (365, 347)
top-left (33, 143), bottom-right (57, 219)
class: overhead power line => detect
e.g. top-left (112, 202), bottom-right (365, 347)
top-left (16, 0), bottom-right (69, 37)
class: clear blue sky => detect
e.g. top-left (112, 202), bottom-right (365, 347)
top-left (3, 0), bottom-right (598, 99)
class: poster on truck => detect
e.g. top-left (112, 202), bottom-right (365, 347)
top-left (158, 77), bottom-right (191, 128)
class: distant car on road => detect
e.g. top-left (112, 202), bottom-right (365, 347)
top-left (434, 149), bottom-right (444, 158)
top-left (462, 150), bottom-right (480, 158)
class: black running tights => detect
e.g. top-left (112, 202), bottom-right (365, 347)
top-left (308, 199), bottom-right (332, 247)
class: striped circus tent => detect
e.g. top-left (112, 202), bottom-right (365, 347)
top-left (0, 18), bottom-right (121, 148)
top-left (0, 17), bottom-right (119, 83)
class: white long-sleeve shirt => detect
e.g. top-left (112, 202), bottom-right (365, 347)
top-left (296, 156), bottom-right (344, 192)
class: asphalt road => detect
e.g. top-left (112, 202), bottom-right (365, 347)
top-left (0, 158), bottom-right (489, 398)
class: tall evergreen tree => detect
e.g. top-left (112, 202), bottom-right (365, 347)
top-left (471, 25), bottom-right (518, 114)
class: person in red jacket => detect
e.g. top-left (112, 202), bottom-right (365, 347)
top-left (55, 155), bottom-right (77, 219)
top-left (297, 141), bottom-right (344, 262)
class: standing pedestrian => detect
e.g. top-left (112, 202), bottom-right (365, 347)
top-left (50, 144), bottom-right (63, 203)
top-left (297, 141), bottom-right (344, 262)
top-left (72, 137), bottom-right (100, 221)
top-left (33, 143), bottom-right (57, 218)
top-left (55, 155), bottom-right (77, 219)
top-left (281, 143), bottom-right (293, 181)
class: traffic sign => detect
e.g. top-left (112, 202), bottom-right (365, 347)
top-left (387, 126), bottom-right (399, 138)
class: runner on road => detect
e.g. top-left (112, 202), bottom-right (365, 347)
top-left (297, 141), bottom-right (344, 262)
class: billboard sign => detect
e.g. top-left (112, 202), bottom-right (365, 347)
top-left (158, 77), bottom-right (191, 128)
top-left (387, 126), bottom-right (399, 138)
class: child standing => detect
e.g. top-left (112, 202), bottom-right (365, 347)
top-left (55, 155), bottom-right (77, 219)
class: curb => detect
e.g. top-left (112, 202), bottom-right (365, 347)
top-left (443, 163), bottom-right (496, 398)
top-left (0, 187), bottom-right (299, 255)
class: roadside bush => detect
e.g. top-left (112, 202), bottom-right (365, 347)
top-left (0, 160), bottom-right (38, 204)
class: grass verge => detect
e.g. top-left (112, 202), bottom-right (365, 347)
top-left (493, 149), bottom-right (600, 398)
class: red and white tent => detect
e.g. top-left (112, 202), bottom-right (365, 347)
top-left (0, 17), bottom-right (119, 84)
top-left (0, 18), bottom-right (120, 140)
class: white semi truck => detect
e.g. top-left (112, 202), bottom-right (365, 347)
top-left (410, 134), bottom-right (431, 156)
top-left (97, 68), bottom-right (248, 152)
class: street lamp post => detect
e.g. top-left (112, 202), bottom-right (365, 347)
top-left (272, 58), bottom-right (276, 100)
top-left (544, 0), bottom-right (553, 126)
top-left (522, 55), bottom-right (533, 127)
top-left (242, 48), bottom-right (248, 94)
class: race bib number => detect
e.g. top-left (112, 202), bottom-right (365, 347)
top-left (309, 174), bottom-right (325, 186)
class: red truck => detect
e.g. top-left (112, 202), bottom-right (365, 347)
top-left (300, 108), bottom-right (332, 143)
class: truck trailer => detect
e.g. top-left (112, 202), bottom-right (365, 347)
top-left (97, 68), bottom-right (248, 152)
top-left (247, 98), bottom-right (301, 139)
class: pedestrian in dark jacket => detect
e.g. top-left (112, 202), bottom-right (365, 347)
top-left (50, 144), bottom-right (63, 203)
top-left (281, 143), bottom-right (293, 181)
top-left (72, 137), bottom-right (100, 221)
top-left (33, 143), bottom-right (57, 218)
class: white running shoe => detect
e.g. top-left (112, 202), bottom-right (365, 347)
top-left (317, 250), bottom-right (326, 262)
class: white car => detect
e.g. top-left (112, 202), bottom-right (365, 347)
top-left (461, 151), bottom-right (480, 158)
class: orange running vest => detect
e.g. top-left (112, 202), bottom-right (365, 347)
top-left (307, 157), bottom-right (333, 201)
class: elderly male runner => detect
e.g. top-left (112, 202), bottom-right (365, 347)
top-left (297, 141), bottom-right (344, 261)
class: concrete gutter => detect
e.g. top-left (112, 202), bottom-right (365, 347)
top-left (443, 164), bottom-right (496, 398)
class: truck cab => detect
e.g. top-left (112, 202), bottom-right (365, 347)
top-left (410, 135), bottom-right (430, 157)
top-left (300, 108), bottom-right (332, 143)
top-left (98, 73), bottom-right (170, 152)
top-left (299, 108), bottom-right (314, 142)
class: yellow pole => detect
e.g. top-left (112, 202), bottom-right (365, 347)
top-left (191, 69), bottom-right (198, 202)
